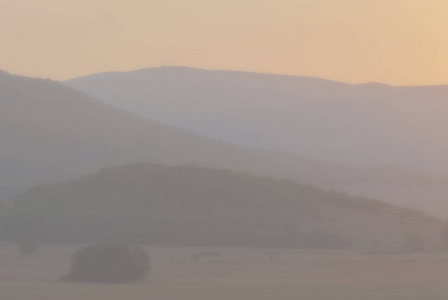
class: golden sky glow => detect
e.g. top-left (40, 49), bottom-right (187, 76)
top-left (1, 0), bottom-right (448, 85)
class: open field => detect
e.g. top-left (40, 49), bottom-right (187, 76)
top-left (2, 244), bottom-right (448, 300)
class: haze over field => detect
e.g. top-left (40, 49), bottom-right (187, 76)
top-left (2, 0), bottom-right (448, 299)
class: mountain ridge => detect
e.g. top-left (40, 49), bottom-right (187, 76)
top-left (65, 66), bottom-right (448, 171)
top-left (2, 69), bottom-right (448, 218)
top-left (68, 66), bottom-right (448, 88)
top-left (0, 69), bottom-right (414, 199)
top-left (64, 66), bottom-right (448, 218)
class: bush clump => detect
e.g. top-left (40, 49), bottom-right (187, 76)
top-left (63, 242), bottom-right (150, 283)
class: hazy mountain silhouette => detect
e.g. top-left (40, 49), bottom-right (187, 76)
top-left (66, 66), bottom-right (448, 174)
top-left (10, 163), bottom-right (442, 251)
top-left (0, 69), bottom-right (409, 199)
top-left (63, 66), bottom-right (448, 218)
top-left (2, 69), bottom-right (448, 217)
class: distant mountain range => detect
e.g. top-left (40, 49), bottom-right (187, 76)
top-left (9, 163), bottom-right (443, 250)
top-left (2, 67), bottom-right (447, 249)
top-left (66, 66), bottom-right (448, 174)
top-left (63, 66), bottom-right (448, 218)
top-left (3, 69), bottom-right (435, 203)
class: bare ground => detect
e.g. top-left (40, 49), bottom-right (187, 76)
top-left (2, 244), bottom-right (448, 300)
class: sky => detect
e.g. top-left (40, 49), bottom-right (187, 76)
top-left (1, 0), bottom-right (448, 85)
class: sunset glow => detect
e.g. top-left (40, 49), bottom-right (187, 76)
top-left (1, 0), bottom-right (448, 85)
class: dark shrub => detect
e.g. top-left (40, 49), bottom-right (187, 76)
top-left (64, 242), bottom-right (150, 283)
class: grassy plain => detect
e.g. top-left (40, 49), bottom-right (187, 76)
top-left (2, 244), bottom-right (448, 300)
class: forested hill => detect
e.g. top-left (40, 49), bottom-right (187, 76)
top-left (10, 164), bottom-right (443, 250)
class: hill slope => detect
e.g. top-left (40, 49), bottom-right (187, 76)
top-left (0, 70), bottom-right (235, 195)
top-left (66, 66), bottom-right (448, 173)
top-left (64, 66), bottom-right (448, 218)
top-left (10, 164), bottom-right (443, 250)
top-left (2, 69), bottom-right (427, 202)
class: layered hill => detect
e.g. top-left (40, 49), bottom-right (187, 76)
top-left (65, 66), bottom-right (448, 218)
top-left (2, 69), bottom-right (429, 202)
top-left (10, 163), bottom-right (443, 250)
top-left (66, 66), bottom-right (448, 173)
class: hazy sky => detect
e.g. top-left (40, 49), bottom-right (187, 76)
top-left (1, 0), bottom-right (448, 85)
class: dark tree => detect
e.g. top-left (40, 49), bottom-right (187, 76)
top-left (63, 242), bottom-right (150, 283)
